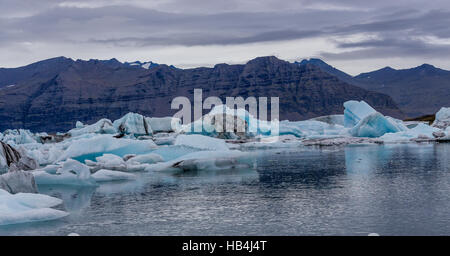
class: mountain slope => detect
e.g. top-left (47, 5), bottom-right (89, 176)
top-left (298, 58), bottom-right (450, 118)
top-left (353, 64), bottom-right (450, 117)
top-left (0, 56), bottom-right (402, 132)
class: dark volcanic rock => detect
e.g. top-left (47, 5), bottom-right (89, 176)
top-left (0, 56), bottom-right (402, 132)
top-left (352, 64), bottom-right (450, 118)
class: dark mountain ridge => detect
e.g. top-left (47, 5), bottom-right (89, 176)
top-left (298, 59), bottom-right (450, 118)
top-left (0, 56), bottom-right (402, 132)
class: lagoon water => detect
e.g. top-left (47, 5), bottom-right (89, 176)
top-left (2, 143), bottom-right (450, 235)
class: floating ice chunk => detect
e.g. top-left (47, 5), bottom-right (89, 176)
top-left (91, 169), bottom-right (136, 182)
top-left (175, 134), bottom-right (229, 151)
top-left (57, 134), bottom-right (157, 162)
top-left (0, 189), bottom-right (68, 226)
top-left (76, 121), bottom-right (84, 129)
top-left (181, 105), bottom-right (278, 138)
top-left (89, 154), bottom-right (127, 171)
top-left (0, 171), bottom-right (38, 194)
top-left (279, 120), bottom-right (348, 138)
top-left (152, 132), bottom-right (177, 145)
top-left (145, 150), bottom-right (252, 173)
top-left (69, 119), bottom-right (116, 137)
top-left (25, 143), bottom-right (65, 166)
top-left (126, 153), bottom-right (163, 165)
top-left (1, 129), bottom-right (38, 145)
top-left (344, 100), bottom-right (377, 128)
top-left (350, 112), bottom-right (407, 138)
top-left (381, 123), bottom-right (440, 142)
top-left (33, 159), bottom-right (97, 186)
top-left (146, 117), bottom-right (181, 133)
top-left (432, 107), bottom-right (450, 129)
top-left (113, 113), bottom-right (152, 136)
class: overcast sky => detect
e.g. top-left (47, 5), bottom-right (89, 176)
top-left (1, 0), bottom-right (450, 75)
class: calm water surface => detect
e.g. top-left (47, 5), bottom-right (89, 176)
top-left (2, 143), bottom-right (450, 235)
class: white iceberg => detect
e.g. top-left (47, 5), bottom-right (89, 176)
top-left (125, 153), bottom-right (163, 165)
top-left (279, 120), bottom-right (347, 138)
top-left (0, 189), bottom-right (68, 226)
top-left (175, 134), bottom-right (229, 151)
top-left (85, 153), bottom-right (127, 171)
top-left (145, 150), bottom-right (252, 173)
top-left (113, 112), bottom-right (152, 136)
top-left (380, 123), bottom-right (440, 142)
top-left (68, 118), bottom-right (116, 137)
top-left (1, 129), bottom-right (38, 145)
top-left (344, 100), bottom-right (377, 128)
top-left (146, 117), bottom-right (181, 133)
top-left (349, 112), bottom-right (407, 138)
top-left (344, 100), bottom-right (407, 138)
top-left (57, 134), bottom-right (157, 162)
top-left (91, 169), bottom-right (136, 182)
top-left (33, 159), bottom-right (97, 186)
top-left (432, 107), bottom-right (450, 129)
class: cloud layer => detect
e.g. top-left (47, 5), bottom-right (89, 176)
top-left (1, 0), bottom-right (450, 74)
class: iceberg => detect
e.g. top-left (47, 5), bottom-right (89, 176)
top-left (0, 170), bottom-right (38, 194)
top-left (175, 134), bottom-right (229, 151)
top-left (181, 105), bottom-right (278, 138)
top-left (125, 153), bottom-right (163, 165)
top-left (380, 123), bottom-right (440, 142)
top-left (432, 107), bottom-right (450, 129)
top-left (86, 153), bottom-right (127, 171)
top-left (1, 129), bottom-right (38, 145)
top-left (279, 120), bottom-right (347, 138)
top-left (56, 134), bottom-right (157, 162)
top-left (33, 159), bottom-right (97, 186)
top-left (91, 169), bottom-right (136, 182)
top-left (344, 100), bottom-right (377, 128)
top-left (349, 112), bottom-right (407, 138)
top-left (0, 189), bottom-right (68, 226)
top-left (145, 150), bottom-right (253, 173)
top-left (146, 117), bottom-right (181, 133)
top-left (68, 118), bottom-right (116, 137)
top-left (344, 100), bottom-right (407, 138)
top-left (113, 112), bottom-right (152, 136)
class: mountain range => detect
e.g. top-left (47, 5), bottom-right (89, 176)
top-left (298, 59), bottom-right (450, 117)
top-left (0, 56), bottom-right (403, 132)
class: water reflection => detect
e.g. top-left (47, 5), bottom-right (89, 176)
top-left (3, 144), bottom-right (450, 235)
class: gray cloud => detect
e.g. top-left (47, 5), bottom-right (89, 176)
top-left (1, 0), bottom-right (450, 71)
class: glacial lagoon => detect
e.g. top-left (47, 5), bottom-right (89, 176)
top-left (2, 143), bottom-right (450, 236)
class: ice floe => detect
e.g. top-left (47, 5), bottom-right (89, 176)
top-left (33, 159), bottom-right (97, 186)
top-left (91, 169), bottom-right (136, 182)
top-left (175, 134), bottom-right (229, 151)
top-left (433, 107), bottom-right (450, 130)
top-left (113, 112), bottom-right (152, 136)
top-left (0, 189), bottom-right (68, 226)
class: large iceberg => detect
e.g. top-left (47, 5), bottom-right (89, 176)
top-left (91, 169), bottom-right (136, 182)
top-left (344, 100), bottom-right (407, 138)
top-left (181, 105), bottom-right (278, 138)
top-left (56, 134), bottom-right (157, 162)
top-left (68, 119), bottom-right (116, 137)
top-left (0, 189), bottom-right (68, 226)
top-left (146, 117), bottom-right (181, 133)
top-left (113, 112), bottom-right (152, 136)
top-left (432, 107), bottom-right (450, 130)
top-left (145, 150), bottom-right (253, 173)
top-left (175, 134), bottom-right (230, 151)
top-left (33, 159), bottom-right (97, 186)
top-left (344, 100), bottom-right (377, 128)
